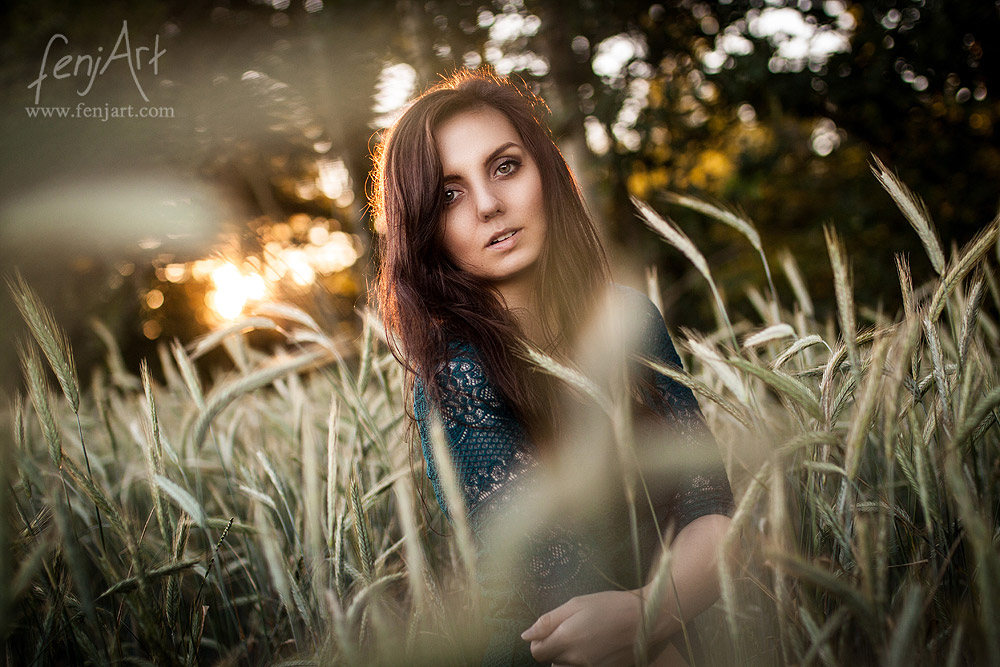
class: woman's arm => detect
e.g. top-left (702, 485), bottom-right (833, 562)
top-left (520, 513), bottom-right (731, 666)
top-left (640, 513), bottom-right (731, 648)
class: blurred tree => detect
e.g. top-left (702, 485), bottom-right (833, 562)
top-left (674, 0), bottom-right (999, 318)
top-left (2, 0), bottom-right (998, 390)
top-left (509, 0), bottom-right (1000, 325)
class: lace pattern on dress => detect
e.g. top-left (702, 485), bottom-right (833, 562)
top-left (412, 285), bottom-right (735, 662)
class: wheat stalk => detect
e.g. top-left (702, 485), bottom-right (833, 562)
top-left (8, 275), bottom-right (107, 546)
top-left (661, 191), bottom-right (779, 308)
top-left (7, 271), bottom-right (80, 412)
top-left (520, 343), bottom-right (613, 414)
top-left (844, 336), bottom-right (889, 479)
top-left (190, 347), bottom-right (331, 449)
top-left (685, 334), bottom-right (748, 404)
top-left (98, 556), bottom-right (202, 599)
top-left (800, 606), bottom-right (849, 666)
top-left (349, 472), bottom-right (375, 584)
top-left (426, 414), bottom-right (479, 605)
top-left (638, 355), bottom-right (753, 430)
top-left (61, 455), bottom-right (129, 540)
top-left (326, 394), bottom-right (340, 550)
top-left (638, 536), bottom-right (675, 666)
top-left (12, 392), bottom-right (34, 502)
top-left (155, 341), bottom-right (183, 394)
top-left (301, 402), bottom-right (323, 572)
top-left (746, 285), bottom-right (778, 325)
top-left (922, 317), bottom-right (953, 434)
top-left (393, 470), bottom-right (428, 618)
top-left (895, 255), bottom-right (915, 320)
top-left (779, 249), bottom-right (815, 319)
top-left (356, 316), bottom-right (375, 394)
top-left (634, 196), bottom-right (737, 348)
top-left (959, 274), bottom-right (987, 369)
top-left (772, 334), bottom-right (829, 370)
top-left (824, 225), bottom-right (860, 379)
top-left (929, 215), bottom-right (1000, 321)
top-left (188, 316), bottom-right (279, 359)
top-left (17, 340), bottom-right (61, 467)
top-left (252, 301), bottom-right (323, 332)
top-left (728, 357), bottom-right (823, 421)
top-left (719, 459), bottom-right (769, 642)
top-left (165, 514), bottom-right (191, 629)
top-left (170, 338), bottom-right (205, 409)
top-left (256, 449), bottom-right (302, 555)
top-left (743, 323), bottom-right (796, 349)
top-left (89, 317), bottom-right (140, 390)
top-left (871, 154), bottom-right (946, 276)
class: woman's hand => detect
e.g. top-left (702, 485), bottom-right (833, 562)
top-left (520, 590), bottom-right (647, 666)
top-left (520, 514), bottom-right (732, 666)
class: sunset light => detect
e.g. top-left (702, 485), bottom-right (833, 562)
top-left (202, 261), bottom-right (269, 320)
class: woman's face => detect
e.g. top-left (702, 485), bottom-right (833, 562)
top-left (433, 105), bottom-right (547, 293)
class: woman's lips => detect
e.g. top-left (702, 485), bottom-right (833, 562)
top-left (487, 228), bottom-right (519, 249)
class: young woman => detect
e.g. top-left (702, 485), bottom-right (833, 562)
top-left (372, 69), bottom-right (733, 667)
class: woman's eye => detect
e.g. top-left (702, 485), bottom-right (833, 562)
top-left (496, 158), bottom-right (520, 176)
top-left (443, 188), bottom-right (458, 205)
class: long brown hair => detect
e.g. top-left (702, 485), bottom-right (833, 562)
top-left (371, 69), bottom-right (611, 443)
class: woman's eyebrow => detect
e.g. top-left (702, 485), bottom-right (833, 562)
top-left (442, 141), bottom-right (521, 181)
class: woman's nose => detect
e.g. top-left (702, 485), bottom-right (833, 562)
top-left (474, 184), bottom-right (504, 221)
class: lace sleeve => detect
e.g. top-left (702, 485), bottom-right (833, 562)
top-left (413, 345), bottom-right (537, 531)
top-left (626, 286), bottom-right (735, 533)
top-left (412, 347), bottom-right (603, 589)
top-left (413, 347), bottom-right (557, 667)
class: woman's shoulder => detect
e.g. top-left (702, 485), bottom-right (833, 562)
top-left (612, 283), bottom-right (662, 318)
top-left (609, 283), bottom-right (685, 367)
top-left (610, 283), bottom-right (671, 339)
top-left (414, 339), bottom-right (491, 395)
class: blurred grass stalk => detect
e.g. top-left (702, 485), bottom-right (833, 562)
top-left (3, 157), bottom-right (1000, 665)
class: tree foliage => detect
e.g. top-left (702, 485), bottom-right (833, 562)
top-left (0, 0), bottom-right (997, 375)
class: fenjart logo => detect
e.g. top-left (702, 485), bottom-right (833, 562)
top-left (28, 20), bottom-right (165, 105)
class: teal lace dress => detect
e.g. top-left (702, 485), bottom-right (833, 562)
top-left (413, 286), bottom-right (734, 666)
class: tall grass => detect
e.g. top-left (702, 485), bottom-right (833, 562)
top-left (3, 159), bottom-right (999, 665)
